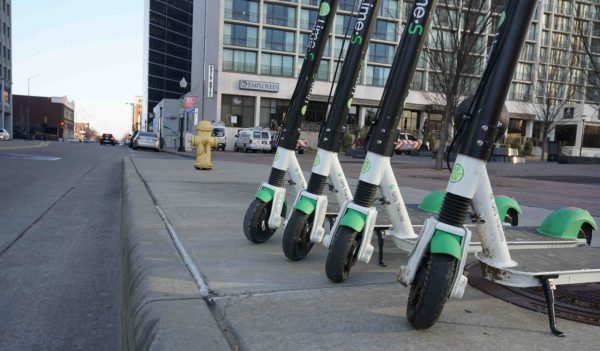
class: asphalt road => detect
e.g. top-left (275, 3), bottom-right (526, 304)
top-left (0, 141), bottom-right (172, 350)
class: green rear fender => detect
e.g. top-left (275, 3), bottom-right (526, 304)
top-left (294, 196), bottom-right (317, 215)
top-left (256, 186), bottom-right (274, 203)
top-left (538, 207), bottom-right (598, 239)
top-left (495, 195), bottom-right (522, 220)
top-left (430, 229), bottom-right (463, 260)
top-left (339, 208), bottom-right (367, 233)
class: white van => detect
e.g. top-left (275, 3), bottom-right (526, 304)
top-left (211, 125), bottom-right (226, 151)
top-left (234, 129), bottom-right (271, 153)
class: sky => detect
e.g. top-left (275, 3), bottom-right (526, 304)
top-left (12, 0), bottom-right (144, 138)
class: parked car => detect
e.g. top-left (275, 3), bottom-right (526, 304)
top-left (0, 128), bottom-right (9, 141)
top-left (68, 137), bottom-right (79, 143)
top-left (270, 132), bottom-right (307, 154)
top-left (100, 133), bottom-right (116, 145)
top-left (128, 130), bottom-right (140, 148)
top-left (132, 131), bottom-right (160, 152)
top-left (212, 125), bottom-right (226, 151)
top-left (234, 129), bottom-right (271, 153)
top-left (394, 132), bottom-right (425, 155)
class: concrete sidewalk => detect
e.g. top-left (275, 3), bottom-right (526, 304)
top-left (121, 155), bottom-right (600, 350)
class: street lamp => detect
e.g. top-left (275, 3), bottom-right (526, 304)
top-left (27, 74), bottom-right (42, 139)
top-left (125, 102), bottom-right (135, 133)
top-left (178, 77), bottom-right (188, 152)
top-left (580, 117), bottom-right (586, 157)
top-left (159, 105), bottom-right (163, 150)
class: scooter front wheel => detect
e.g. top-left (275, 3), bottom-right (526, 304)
top-left (325, 226), bottom-right (360, 283)
top-left (243, 198), bottom-right (277, 243)
top-left (282, 210), bottom-right (315, 261)
top-left (406, 253), bottom-right (457, 329)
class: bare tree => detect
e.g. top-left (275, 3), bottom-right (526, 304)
top-left (424, 0), bottom-right (500, 169)
top-left (575, 4), bottom-right (600, 117)
top-left (533, 64), bottom-right (578, 160)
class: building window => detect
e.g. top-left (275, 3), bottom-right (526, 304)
top-left (335, 14), bottom-right (356, 35)
top-left (368, 43), bottom-right (395, 64)
top-left (297, 58), bottom-right (329, 80)
top-left (411, 71), bottom-right (425, 90)
top-left (260, 98), bottom-right (290, 129)
top-left (366, 65), bottom-right (390, 86)
top-left (300, 0), bottom-right (320, 6)
top-left (372, 20), bottom-right (397, 42)
top-left (261, 53), bottom-right (294, 77)
top-left (508, 82), bottom-right (531, 101)
top-left (225, 0), bottom-right (259, 22)
top-left (334, 38), bottom-right (348, 58)
top-left (263, 28), bottom-right (295, 52)
top-left (300, 33), bottom-right (331, 56)
top-left (555, 124), bottom-right (576, 146)
top-left (583, 125), bottom-right (600, 148)
top-left (224, 24), bottom-right (258, 48)
top-left (221, 95), bottom-right (256, 128)
top-left (514, 63), bottom-right (532, 81)
top-left (300, 9), bottom-right (318, 30)
top-left (378, 0), bottom-right (399, 18)
top-left (264, 3), bottom-right (296, 28)
top-left (339, 0), bottom-right (356, 12)
top-left (223, 49), bottom-right (257, 73)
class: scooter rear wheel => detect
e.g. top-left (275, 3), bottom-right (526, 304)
top-left (325, 226), bottom-right (360, 283)
top-left (407, 253), bottom-right (457, 329)
top-left (282, 210), bottom-right (315, 261)
top-left (243, 199), bottom-right (277, 243)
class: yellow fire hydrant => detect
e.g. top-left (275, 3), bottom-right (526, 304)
top-left (189, 120), bottom-right (219, 170)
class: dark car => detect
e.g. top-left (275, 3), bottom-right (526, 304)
top-left (129, 130), bottom-right (139, 148)
top-left (100, 133), bottom-right (116, 145)
top-left (270, 132), bottom-right (306, 154)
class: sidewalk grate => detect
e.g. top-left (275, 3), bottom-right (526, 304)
top-left (466, 262), bottom-right (600, 326)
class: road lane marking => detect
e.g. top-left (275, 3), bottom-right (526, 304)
top-left (0, 141), bottom-right (49, 150)
top-left (0, 152), bottom-right (61, 161)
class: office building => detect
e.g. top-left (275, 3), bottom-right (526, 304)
top-left (143, 0), bottom-right (193, 129)
top-left (187, 0), bottom-right (599, 155)
top-left (13, 95), bottom-right (75, 140)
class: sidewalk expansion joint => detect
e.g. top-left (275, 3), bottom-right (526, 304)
top-left (211, 281), bottom-right (399, 301)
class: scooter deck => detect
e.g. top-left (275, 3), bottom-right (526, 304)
top-left (476, 247), bottom-right (600, 288)
top-left (325, 204), bottom-right (584, 251)
top-left (387, 205), bottom-right (584, 251)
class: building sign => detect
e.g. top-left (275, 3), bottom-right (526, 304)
top-left (239, 80), bottom-right (279, 93)
top-left (183, 96), bottom-right (197, 111)
top-left (207, 64), bottom-right (215, 99)
top-left (564, 107), bottom-right (574, 119)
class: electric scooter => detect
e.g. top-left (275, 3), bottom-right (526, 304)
top-left (242, 0), bottom-right (339, 243)
top-left (281, 0), bottom-right (381, 261)
top-left (320, 0), bottom-right (437, 282)
top-left (398, 0), bottom-right (600, 336)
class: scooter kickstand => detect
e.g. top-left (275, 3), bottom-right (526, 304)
top-left (376, 229), bottom-right (385, 267)
top-left (539, 275), bottom-right (565, 337)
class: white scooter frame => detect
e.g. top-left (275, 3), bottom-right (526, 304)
top-left (258, 147), bottom-right (307, 230)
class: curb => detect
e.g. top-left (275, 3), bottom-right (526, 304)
top-left (120, 158), bottom-right (231, 350)
top-left (160, 149), bottom-right (195, 159)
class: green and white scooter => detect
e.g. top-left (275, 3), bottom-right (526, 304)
top-left (399, 0), bottom-right (599, 337)
top-left (242, 0), bottom-right (339, 243)
top-left (317, 0), bottom-right (437, 282)
top-left (322, 0), bottom-right (595, 283)
top-left (282, 0), bottom-right (381, 260)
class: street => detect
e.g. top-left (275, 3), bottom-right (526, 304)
top-left (0, 141), bottom-right (170, 350)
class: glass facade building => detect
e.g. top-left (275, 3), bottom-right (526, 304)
top-left (143, 0), bottom-right (193, 127)
top-left (188, 0), bottom-right (600, 154)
